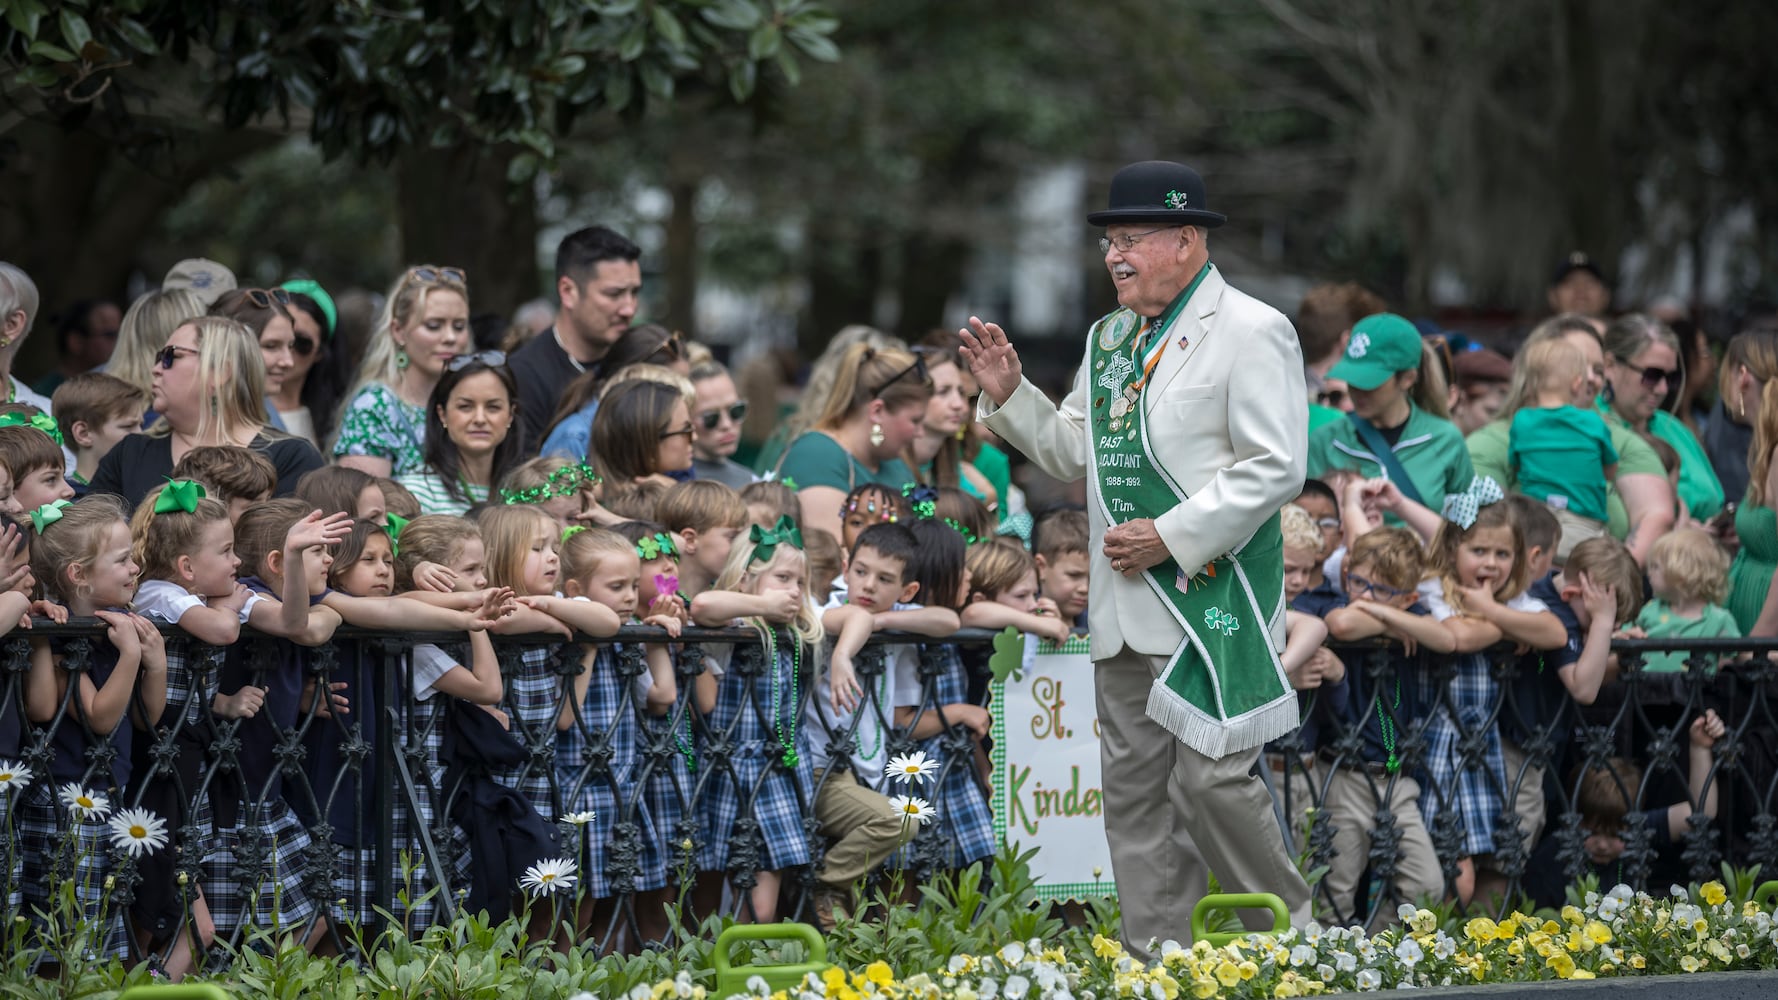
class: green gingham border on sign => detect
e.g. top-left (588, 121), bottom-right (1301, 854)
top-left (990, 633), bottom-right (1116, 903)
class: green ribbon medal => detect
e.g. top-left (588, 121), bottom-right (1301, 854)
top-left (1087, 262), bottom-right (1296, 757)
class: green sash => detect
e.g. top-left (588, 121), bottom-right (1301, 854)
top-left (1087, 265), bottom-right (1297, 757)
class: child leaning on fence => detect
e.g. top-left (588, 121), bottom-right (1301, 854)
top-left (1321, 526), bottom-right (1445, 926)
top-left (690, 515), bottom-right (820, 921)
top-left (1635, 527), bottom-right (1740, 673)
top-left (19, 495), bottom-right (162, 958)
top-left (1413, 477), bottom-right (1566, 905)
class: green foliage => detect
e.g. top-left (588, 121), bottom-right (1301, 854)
top-left (0, 0), bottom-right (841, 168)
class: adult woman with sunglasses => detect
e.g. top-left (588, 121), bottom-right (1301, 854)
top-left (774, 343), bottom-right (932, 535)
top-left (1598, 313), bottom-right (1725, 521)
top-left (396, 353), bottom-right (523, 516)
top-left (89, 316), bottom-right (325, 508)
top-left (269, 281), bottom-right (346, 449)
top-left (1465, 314), bottom-right (1673, 564)
top-left (211, 287), bottom-right (300, 436)
top-left (332, 266), bottom-right (470, 478)
top-left (588, 377), bottom-right (696, 487)
top-left (687, 360), bottom-right (757, 489)
top-left (539, 323), bottom-right (690, 461)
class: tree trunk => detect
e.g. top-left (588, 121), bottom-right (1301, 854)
top-left (664, 180), bottom-right (699, 337)
top-left (801, 241), bottom-right (882, 358)
top-left (893, 232), bottom-right (969, 341)
top-left (396, 145), bottom-right (539, 331)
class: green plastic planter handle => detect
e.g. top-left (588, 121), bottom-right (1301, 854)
top-left (1756, 881), bottom-right (1778, 910)
top-left (1190, 892), bottom-right (1291, 948)
top-left (713, 922), bottom-right (829, 1000)
top-left (118, 988), bottom-right (234, 1000)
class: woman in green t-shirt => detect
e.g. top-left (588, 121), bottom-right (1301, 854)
top-left (774, 343), bottom-right (933, 536)
top-left (1724, 327), bottom-right (1778, 634)
top-left (1465, 315), bottom-right (1675, 564)
top-left (1598, 313), bottom-right (1726, 521)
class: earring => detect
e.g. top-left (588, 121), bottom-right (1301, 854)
top-left (869, 422), bottom-right (885, 448)
top-left (0, 337), bottom-right (10, 349)
top-left (396, 347), bottom-right (410, 370)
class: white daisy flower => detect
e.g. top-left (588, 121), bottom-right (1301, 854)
top-left (0, 759), bottom-right (31, 793)
top-left (888, 794), bottom-right (936, 826)
top-left (106, 807), bottom-right (169, 858)
top-left (518, 857), bottom-right (579, 896)
top-left (561, 811), bottom-right (597, 825)
top-left (57, 782), bottom-right (110, 821)
top-left (885, 750), bottom-right (938, 786)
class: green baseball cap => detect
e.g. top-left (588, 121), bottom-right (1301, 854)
top-left (1327, 312), bottom-right (1422, 391)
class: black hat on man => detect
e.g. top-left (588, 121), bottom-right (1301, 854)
top-left (1550, 251), bottom-right (1607, 287)
top-left (1087, 161), bottom-right (1227, 229)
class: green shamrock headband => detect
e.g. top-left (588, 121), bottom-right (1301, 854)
top-left (0, 410), bottom-right (64, 446)
top-left (750, 515), bottom-right (803, 563)
top-left (30, 499), bottom-right (71, 534)
top-left (152, 478), bottom-right (207, 516)
top-left (636, 532), bottom-right (679, 561)
top-left (502, 463), bottom-right (601, 505)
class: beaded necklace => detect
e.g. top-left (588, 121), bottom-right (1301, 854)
top-left (1376, 674), bottom-right (1403, 774)
top-left (762, 627), bottom-right (801, 768)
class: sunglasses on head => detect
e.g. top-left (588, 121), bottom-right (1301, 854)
top-left (446, 350), bottom-right (506, 372)
top-left (872, 353), bottom-right (930, 397)
top-left (406, 265), bottom-right (467, 285)
top-left (242, 288), bottom-right (292, 309)
top-left (698, 401), bottom-right (748, 430)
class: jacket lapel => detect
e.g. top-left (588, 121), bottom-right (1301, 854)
top-left (1144, 266), bottom-right (1225, 410)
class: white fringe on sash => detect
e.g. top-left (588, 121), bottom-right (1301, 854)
top-left (1146, 674), bottom-right (1300, 760)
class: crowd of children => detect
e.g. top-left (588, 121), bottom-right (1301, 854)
top-left (0, 381), bottom-right (1752, 970)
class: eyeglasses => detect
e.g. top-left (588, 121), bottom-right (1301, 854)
top-left (1317, 388), bottom-right (1347, 407)
top-left (659, 423), bottom-right (695, 441)
top-left (242, 288), bottom-right (292, 309)
top-left (155, 344), bottom-right (199, 370)
top-left (1618, 359), bottom-right (1677, 390)
top-left (872, 354), bottom-right (930, 397)
top-left (1346, 571), bottom-right (1410, 601)
top-left (1098, 226), bottom-right (1181, 255)
top-left (293, 335), bottom-right (316, 357)
top-left (405, 265), bottom-right (467, 285)
top-left (698, 401), bottom-right (748, 430)
top-left (446, 350), bottom-right (506, 372)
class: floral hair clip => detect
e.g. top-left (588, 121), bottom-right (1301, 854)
top-left (901, 483), bottom-right (938, 520)
top-left (636, 532), bottom-right (679, 561)
top-left (501, 463), bottom-right (601, 505)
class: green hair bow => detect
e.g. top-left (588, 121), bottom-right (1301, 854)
top-left (0, 410), bottom-right (64, 446)
top-left (153, 478), bottom-right (207, 516)
top-left (750, 515), bottom-right (804, 563)
top-left (30, 499), bottom-right (70, 534)
top-left (562, 525), bottom-right (588, 543)
top-left (636, 532), bottom-right (679, 561)
top-left (384, 512), bottom-right (410, 556)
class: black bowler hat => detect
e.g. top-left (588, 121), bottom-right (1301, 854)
top-left (1086, 161), bottom-right (1227, 229)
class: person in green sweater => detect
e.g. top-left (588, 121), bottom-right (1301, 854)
top-left (1507, 335), bottom-right (1619, 561)
top-left (1636, 528), bottom-right (1740, 672)
top-left (1466, 314), bottom-right (1675, 565)
top-left (1305, 312), bottom-right (1473, 520)
top-left (1598, 313), bottom-right (1726, 521)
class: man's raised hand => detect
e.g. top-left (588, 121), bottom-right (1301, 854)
top-left (958, 316), bottom-right (1023, 407)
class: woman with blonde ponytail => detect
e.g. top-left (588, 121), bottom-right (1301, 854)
top-left (1722, 327), bottom-right (1778, 634)
top-left (774, 342), bottom-right (934, 534)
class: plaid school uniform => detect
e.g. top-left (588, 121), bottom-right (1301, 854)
top-left (495, 643), bottom-right (567, 822)
top-left (21, 636), bottom-right (133, 957)
top-left (557, 643), bottom-right (659, 898)
top-left (639, 679), bottom-right (698, 886)
top-left (698, 638), bottom-right (815, 874)
top-left (907, 643), bottom-right (995, 869)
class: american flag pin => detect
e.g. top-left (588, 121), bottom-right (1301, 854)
top-left (1178, 336), bottom-right (1190, 348)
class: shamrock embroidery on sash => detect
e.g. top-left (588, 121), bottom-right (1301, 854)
top-left (1203, 607), bottom-right (1240, 637)
top-left (1097, 352), bottom-right (1135, 394)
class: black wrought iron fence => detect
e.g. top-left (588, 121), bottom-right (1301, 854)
top-left (0, 622), bottom-right (1773, 970)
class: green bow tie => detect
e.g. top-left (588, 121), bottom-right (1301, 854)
top-left (153, 478), bottom-right (207, 516)
top-left (0, 410), bottom-right (64, 446)
top-left (30, 499), bottom-right (71, 534)
top-left (750, 515), bottom-right (804, 563)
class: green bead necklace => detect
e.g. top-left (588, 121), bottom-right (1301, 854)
top-left (1376, 674), bottom-right (1403, 774)
top-left (763, 628), bottom-right (801, 769)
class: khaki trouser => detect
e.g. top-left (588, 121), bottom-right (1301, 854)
top-left (1552, 508), bottom-right (1608, 564)
top-left (1318, 766), bottom-right (1443, 926)
top-left (1097, 647), bottom-right (1311, 960)
top-left (811, 768), bottom-right (910, 889)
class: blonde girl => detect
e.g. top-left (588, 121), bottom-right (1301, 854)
top-left (21, 495), bottom-right (165, 957)
top-left (697, 517), bottom-right (821, 921)
top-left (498, 457), bottom-right (602, 527)
top-left (1636, 528), bottom-right (1739, 672)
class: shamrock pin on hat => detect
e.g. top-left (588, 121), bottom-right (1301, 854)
top-left (1086, 161), bottom-right (1227, 229)
top-left (1328, 312), bottom-right (1423, 391)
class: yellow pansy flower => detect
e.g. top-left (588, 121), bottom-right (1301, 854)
top-left (1092, 934), bottom-right (1123, 959)
top-left (1547, 953), bottom-right (1576, 979)
top-left (1561, 905), bottom-right (1584, 927)
top-left (1238, 961), bottom-right (1259, 981)
top-left (1571, 969), bottom-right (1595, 980)
top-left (1585, 921), bottom-right (1613, 945)
top-left (1680, 955), bottom-right (1702, 973)
top-left (1192, 978), bottom-right (1218, 999)
top-left (1629, 954), bottom-right (1646, 970)
top-left (1464, 917), bottom-right (1497, 942)
top-left (1701, 881), bottom-right (1728, 906)
top-left (1215, 961), bottom-right (1241, 987)
top-left (864, 962), bottom-right (894, 987)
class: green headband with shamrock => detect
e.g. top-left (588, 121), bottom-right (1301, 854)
top-left (502, 462), bottom-right (601, 505)
top-left (636, 532), bottom-right (679, 561)
top-left (0, 410), bottom-right (63, 446)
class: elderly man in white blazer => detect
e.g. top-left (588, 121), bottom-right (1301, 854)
top-left (961, 161), bottom-right (1311, 958)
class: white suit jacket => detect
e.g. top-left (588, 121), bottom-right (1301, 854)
top-left (980, 266), bottom-right (1308, 662)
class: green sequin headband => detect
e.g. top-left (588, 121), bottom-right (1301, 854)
top-left (501, 463), bottom-right (601, 505)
